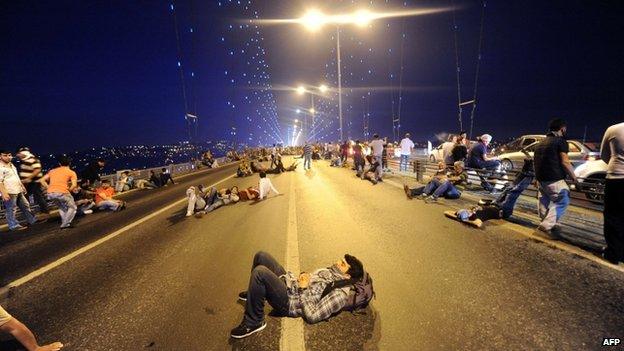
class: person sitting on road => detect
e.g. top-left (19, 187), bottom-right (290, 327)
top-left (94, 180), bottom-right (126, 211)
top-left (237, 161), bottom-right (253, 177)
top-left (404, 161), bottom-right (467, 202)
top-left (160, 168), bottom-right (175, 185)
top-left (360, 159), bottom-right (381, 185)
top-left (194, 185), bottom-right (240, 216)
top-left (0, 304), bottom-right (63, 351)
top-left (330, 153), bottom-right (342, 167)
top-left (466, 134), bottom-right (500, 171)
top-left (230, 251), bottom-right (365, 339)
top-left (115, 171), bottom-right (132, 192)
top-left (71, 185), bottom-right (95, 215)
top-left (258, 172), bottom-right (279, 200)
top-left (149, 170), bottom-right (163, 188)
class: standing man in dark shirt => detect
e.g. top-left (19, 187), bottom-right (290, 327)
top-left (80, 159), bottom-right (105, 188)
top-left (16, 147), bottom-right (50, 214)
top-left (533, 118), bottom-right (578, 238)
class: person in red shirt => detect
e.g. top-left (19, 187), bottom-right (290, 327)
top-left (94, 180), bottom-right (125, 211)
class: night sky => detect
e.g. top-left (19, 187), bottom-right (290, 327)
top-left (2, 0), bottom-right (622, 154)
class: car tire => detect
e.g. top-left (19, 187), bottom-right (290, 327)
top-left (501, 159), bottom-right (513, 171)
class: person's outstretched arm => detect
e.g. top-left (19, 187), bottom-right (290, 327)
top-left (0, 317), bottom-right (63, 351)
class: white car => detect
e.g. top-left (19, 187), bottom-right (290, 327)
top-left (574, 159), bottom-right (607, 201)
top-left (497, 139), bottom-right (599, 172)
top-left (428, 144), bottom-right (445, 162)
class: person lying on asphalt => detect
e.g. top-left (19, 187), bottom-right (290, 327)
top-left (230, 251), bottom-right (364, 339)
top-left (0, 304), bottom-right (63, 351)
top-left (186, 185), bottom-right (240, 217)
top-left (94, 180), bottom-right (126, 212)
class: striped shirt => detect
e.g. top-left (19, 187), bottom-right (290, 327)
top-left (303, 144), bottom-right (312, 156)
top-left (19, 155), bottom-right (43, 183)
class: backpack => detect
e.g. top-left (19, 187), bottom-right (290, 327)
top-left (321, 272), bottom-right (375, 313)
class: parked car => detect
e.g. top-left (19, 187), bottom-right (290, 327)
top-left (497, 139), bottom-right (600, 172)
top-left (495, 135), bottom-right (546, 155)
top-left (574, 159), bottom-right (607, 202)
top-left (429, 144), bottom-right (445, 162)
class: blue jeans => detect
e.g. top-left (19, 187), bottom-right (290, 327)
top-left (3, 193), bottom-right (37, 229)
top-left (48, 192), bottom-right (77, 227)
top-left (537, 180), bottom-right (570, 230)
top-left (244, 251), bottom-right (289, 327)
top-left (97, 199), bottom-right (121, 211)
top-left (497, 176), bottom-right (533, 218)
top-left (400, 154), bottom-right (410, 171)
top-left (304, 154), bottom-right (312, 169)
top-left (423, 179), bottom-right (461, 199)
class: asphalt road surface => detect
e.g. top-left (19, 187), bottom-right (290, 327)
top-left (1, 158), bottom-right (623, 350)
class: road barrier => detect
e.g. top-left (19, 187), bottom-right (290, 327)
top-left (0, 157), bottom-right (231, 224)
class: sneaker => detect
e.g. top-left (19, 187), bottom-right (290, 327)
top-left (186, 211), bottom-right (193, 217)
top-left (9, 225), bottom-right (27, 232)
top-left (535, 226), bottom-right (559, 240)
top-left (83, 209), bottom-right (93, 215)
top-left (230, 321), bottom-right (266, 339)
top-left (238, 291), bottom-right (247, 301)
top-left (417, 193), bottom-right (428, 200)
top-left (60, 224), bottom-right (75, 230)
top-left (424, 196), bottom-right (438, 203)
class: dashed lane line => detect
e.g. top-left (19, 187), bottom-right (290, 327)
top-left (280, 175), bottom-right (306, 351)
top-left (0, 174), bottom-right (237, 302)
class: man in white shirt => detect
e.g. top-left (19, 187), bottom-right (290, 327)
top-left (0, 150), bottom-right (37, 231)
top-left (258, 171), bottom-right (279, 200)
top-left (601, 122), bottom-right (624, 264)
top-left (399, 133), bottom-right (415, 172)
top-left (369, 134), bottom-right (385, 180)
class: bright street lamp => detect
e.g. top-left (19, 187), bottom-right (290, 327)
top-left (296, 85), bottom-right (306, 95)
top-left (309, 108), bottom-right (315, 114)
top-left (319, 84), bottom-right (328, 93)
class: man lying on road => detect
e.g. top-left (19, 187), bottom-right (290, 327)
top-left (230, 251), bottom-right (369, 339)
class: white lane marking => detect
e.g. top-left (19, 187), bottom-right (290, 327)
top-left (0, 174), bottom-right (236, 300)
top-left (280, 176), bottom-right (306, 351)
top-left (384, 178), bottom-right (624, 273)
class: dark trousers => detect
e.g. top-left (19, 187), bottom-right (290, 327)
top-left (497, 175), bottom-right (533, 218)
top-left (244, 251), bottom-right (289, 327)
top-left (604, 179), bottom-right (624, 262)
top-left (26, 182), bottom-right (49, 213)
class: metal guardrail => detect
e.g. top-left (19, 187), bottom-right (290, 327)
top-left (0, 157), bottom-right (230, 222)
top-left (384, 157), bottom-right (605, 211)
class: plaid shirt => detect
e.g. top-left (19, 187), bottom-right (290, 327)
top-left (287, 266), bottom-right (350, 324)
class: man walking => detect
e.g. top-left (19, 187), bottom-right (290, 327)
top-left (533, 118), bottom-right (578, 238)
top-left (370, 134), bottom-right (385, 181)
top-left (16, 147), bottom-right (50, 214)
top-left (0, 150), bottom-right (37, 231)
top-left (303, 142), bottom-right (312, 170)
top-left (600, 122), bottom-right (624, 264)
top-left (399, 133), bottom-right (414, 172)
top-left (40, 156), bottom-right (78, 229)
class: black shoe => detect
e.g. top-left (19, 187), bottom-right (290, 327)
top-left (230, 321), bottom-right (266, 339)
top-left (603, 250), bottom-right (621, 265)
top-left (60, 224), bottom-right (75, 230)
top-left (238, 291), bottom-right (247, 301)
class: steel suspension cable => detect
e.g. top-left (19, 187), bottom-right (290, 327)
top-left (468, 1), bottom-right (487, 140)
top-left (451, 0), bottom-right (463, 132)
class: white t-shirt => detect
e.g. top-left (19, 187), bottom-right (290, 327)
top-left (370, 139), bottom-right (385, 157)
top-left (601, 122), bottom-right (624, 179)
top-left (259, 177), bottom-right (279, 200)
top-left (0, 162), bottom-right (24, 195)
top-left (399, 138), bottom-right (414, 155)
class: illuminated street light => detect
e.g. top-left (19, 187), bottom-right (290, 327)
top-left (319, 84), bottom-right (328, 93)
top-left (354, 9), bottom-right (373, 27)
top-left (296, 109), bottom-right (301, 114)
top-left (294, 119), bottom-right (299, 123)
top-left (296, 85), bottom-right (306, 95)
top-left (300, 9), bottom-right (325, 32)
top-left (309, 108), bottom-right (316, 114)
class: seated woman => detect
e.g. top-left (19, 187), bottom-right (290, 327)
top-left (404, 161), bottom-right (467, 202)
